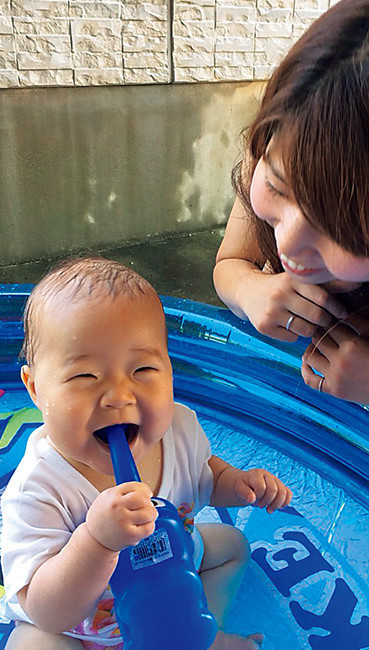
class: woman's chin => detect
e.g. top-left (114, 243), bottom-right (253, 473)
top-left (321, 279), bottom-right (363, 293)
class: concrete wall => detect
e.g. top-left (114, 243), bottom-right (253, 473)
top-left (0, 0), bottom-right (335, 88)
top-left (0, 80), bottom-right (263, 265)
top-left (0, 1), bottom-right (336, 267)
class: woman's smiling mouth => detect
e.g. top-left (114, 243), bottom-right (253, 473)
top-left (279, 252), bottom-right (323, 276)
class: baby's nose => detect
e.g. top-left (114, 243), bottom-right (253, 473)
top-left (101, 382), bottom-right (135, 409)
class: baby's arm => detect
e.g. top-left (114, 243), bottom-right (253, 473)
top-left (214, 197), bottom-right (346, 340)
top-left (17, 481), bottom-right (157, 634)
top-left (208, 455), bottom-right (292, 512)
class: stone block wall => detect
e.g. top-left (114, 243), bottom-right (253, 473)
top-left (0, 0), bottom-right (337, 88)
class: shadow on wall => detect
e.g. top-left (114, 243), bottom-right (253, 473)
top-left (0, 80), bottom-right (264, 266)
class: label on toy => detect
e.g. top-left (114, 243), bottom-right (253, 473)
top-left (130, 529), bottom-right (173, 570)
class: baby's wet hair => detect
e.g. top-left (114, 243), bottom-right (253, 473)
top-left (21, 255), bottom-right (160, 365)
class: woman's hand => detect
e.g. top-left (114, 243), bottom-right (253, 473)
top-left (302, 322), bottom-right (369, 403)
top-left (239, 272), bottom-right (346, 342)
top-left (86, 481), bottom-right (158, 551)
top-left (213, 198), bottom-right (346, 339)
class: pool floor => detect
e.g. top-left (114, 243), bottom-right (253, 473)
top-left (2, 388), bottom-right (369, 649)
top-left (194, 408), bottom-right (369, 650)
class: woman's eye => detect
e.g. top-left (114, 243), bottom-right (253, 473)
top-left (265, 178), bottom-right (285, 198)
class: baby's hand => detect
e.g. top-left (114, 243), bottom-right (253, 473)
top-left (86, 482), bottom-right (158, 551)
top-left (235, 469), bottom-right (292, 513)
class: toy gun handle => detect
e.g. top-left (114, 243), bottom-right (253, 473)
top-left (107, 424), bottom-right (140, 484)
top-left (105, 423), bottom-right (217, 650)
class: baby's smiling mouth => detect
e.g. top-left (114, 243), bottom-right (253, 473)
top-left (94, 423), bottom-right (139, 447)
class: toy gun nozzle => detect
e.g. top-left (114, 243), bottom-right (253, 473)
top-left (105, 424), bottom-right (141, 484)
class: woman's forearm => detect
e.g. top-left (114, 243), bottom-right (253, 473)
top-left (213, 257), bottom-right (266, 320)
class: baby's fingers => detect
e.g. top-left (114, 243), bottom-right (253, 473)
top-left (242, 469), bottom-right (275, 507)
top-left (116, 481), bottom-right (153, 499)
top-left (122, 500), bottom-right (158, 546)
top-left (266, 484), bottom-right (293, 514)
top-left (129, 502), bottom-right (158, 527)
top-left (260, 474), bottom-right (292, 512)
top-left (253, 472), bottom-right (279, 509)
top-left (129, 517), bottom-right (158, 546)
top-left (244, 470), bottom-right (292, 512)
top-left (236, 481), bottom-right (258, 505)
top-left (125, 519), bottom-right (157, 547)
top-left (122, 489), bottom-right (154, 512)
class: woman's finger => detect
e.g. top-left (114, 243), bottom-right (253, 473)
top-left (303, 341), bottom-right (329, 367)
top-left (301, 343), bottom-right (331, 393)
top-left (282, 313), bottom-right (319, 338)
top-left (311, 328), bottom-right (339, 354)
top-left (292, 282), bottom-right (347, 320)
top-left (320, 321), bottom-right (357, 345)
top-left (275, 325), bottom-right (299, 342)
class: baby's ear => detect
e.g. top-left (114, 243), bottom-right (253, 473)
top-left (21, 365), bottom-right (38, 406)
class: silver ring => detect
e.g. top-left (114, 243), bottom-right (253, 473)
top-left (286, 315), bottom-right (294, 331)
top-left (318, 376), bottom-right (325, 393)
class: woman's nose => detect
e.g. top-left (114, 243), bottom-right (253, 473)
top-left (101, 382), bottom-right (136, 409)
top-left (274, 208), bottom-right (314, 257)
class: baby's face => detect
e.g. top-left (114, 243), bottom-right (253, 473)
top-left (21, 292), bottom-right (174, 485)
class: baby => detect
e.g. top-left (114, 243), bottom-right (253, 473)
top-left (1, 256), bottom-right (291, 649)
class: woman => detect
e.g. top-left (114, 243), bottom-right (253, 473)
top-left (214, 0), bottom-right (369, 403)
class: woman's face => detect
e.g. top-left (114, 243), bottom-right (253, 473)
top-left (250, 140), bottom-right (369, 290)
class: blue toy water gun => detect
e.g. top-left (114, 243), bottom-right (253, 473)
top-left (106, 423), bottom-right (217, 650)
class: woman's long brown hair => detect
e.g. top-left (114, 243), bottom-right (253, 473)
top-left (233, 0), bottom-right (369, 272)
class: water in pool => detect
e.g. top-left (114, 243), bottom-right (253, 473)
top-left (194, 411), bottom-right (369, 649)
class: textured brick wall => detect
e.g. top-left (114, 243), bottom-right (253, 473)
top-left (0, 0), bottom-right (336, 88)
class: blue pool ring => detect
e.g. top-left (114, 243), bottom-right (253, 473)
top-left (1, 285), bottom-right (369, 649)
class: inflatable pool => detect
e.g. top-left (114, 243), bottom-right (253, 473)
top-left (1, 284), bottom-right (369, 649)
